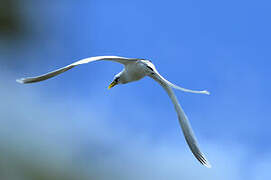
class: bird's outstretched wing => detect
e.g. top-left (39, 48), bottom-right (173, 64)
top-left (16, 56), bottom-right (138, 84)
top-left (144, 61), bottom-right (210, 95)
top-left (149, 72), bottom-right (211, 168)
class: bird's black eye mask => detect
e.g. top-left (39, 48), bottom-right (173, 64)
top-left (115, 77), bottom-right (120, 82)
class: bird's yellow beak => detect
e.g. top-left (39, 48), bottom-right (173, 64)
top-left (108, 80), bottom-right (117, 89)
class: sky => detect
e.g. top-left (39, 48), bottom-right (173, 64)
top-left (0, 0), bottom-right (271, 179)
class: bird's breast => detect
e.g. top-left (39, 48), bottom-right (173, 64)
top-left (124, 62), bottom-right (147, 82)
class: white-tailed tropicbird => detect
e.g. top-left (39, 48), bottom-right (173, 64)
top-left (16, 56), bottom-right (211, 168)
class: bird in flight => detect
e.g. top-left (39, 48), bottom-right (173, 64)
top-left (17, 56), bottom-right (211, 168)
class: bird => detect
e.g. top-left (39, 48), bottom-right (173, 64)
top-left (16, 56), bottom-right (211, 168)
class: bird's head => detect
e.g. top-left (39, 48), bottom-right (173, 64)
top-left (108, 74), bottom-right (122, 89)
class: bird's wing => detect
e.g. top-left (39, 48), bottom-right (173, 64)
top-left (144, 61), bottom-right (210, 95)
top-left (149, 72), bottom-right (211, 168)
top-left (16, 56), bottom-right (138, 84)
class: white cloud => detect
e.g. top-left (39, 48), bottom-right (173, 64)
top-left (0, 70), bottom-right (266, 180)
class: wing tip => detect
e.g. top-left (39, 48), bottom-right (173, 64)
top-left (16, 78), bottom-right (26, 84)
top-left (203, 90), bottom-right (210, 95)
top-left (198, 154), bottom-right (212, 168)
top-left (203, 161), bottom-right (212, 168)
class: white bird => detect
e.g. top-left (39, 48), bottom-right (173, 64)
top-left (16, 56), bottom-right (211, 168)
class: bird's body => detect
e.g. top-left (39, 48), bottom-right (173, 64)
top-left (17, 56), bottom-right (211, 168)
top-left (117, 60), bottom-right (153, 84)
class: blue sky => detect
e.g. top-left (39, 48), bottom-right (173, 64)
top-left (1, 0), bottom-right (271, 179)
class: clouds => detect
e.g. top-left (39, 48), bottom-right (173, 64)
top-left (1, 0), bottom-right (271, 178)
top-left (0, 69), bottom-right (263, 180)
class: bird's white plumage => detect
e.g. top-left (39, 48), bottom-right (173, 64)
top-left (16, 56), bottom-right (211, 168)
top-left (16, 56), bottom-right (137, 84)
top-left (149, 73), bottom-right (211, 168)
